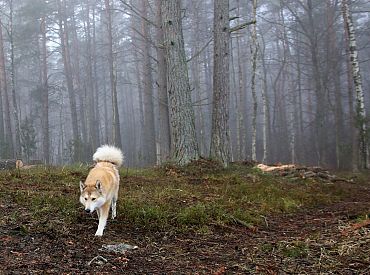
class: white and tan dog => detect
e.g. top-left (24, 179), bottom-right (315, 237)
top-left (80, 145), bottom-right (124, 236)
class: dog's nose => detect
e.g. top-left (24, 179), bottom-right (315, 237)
top-left (85, 209), bottom-right (91, 214)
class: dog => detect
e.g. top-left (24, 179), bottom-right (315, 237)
top-left (79, 145), bottom-right (124, 236)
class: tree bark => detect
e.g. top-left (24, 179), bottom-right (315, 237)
top-left (70, 4), bottom-right (88, 145)
top-left (57, 0), bottom-right (80, 160)
top-left (141, 0), bottom-right (156, 165)
top-left (327, 1), bottom-right (344, 169)
top-left (155, 0), bottom-right (171, 163)
top-left (85, 0), bottom-right (99, 152)
top-left (104, 0), bottom-right (122, 148)
top-left (9, 0), bottom-right (21, 158)
top-left (40, 16), bottom-right (49, 164)
top-left (0, 17), bottom-right (14, 158)
top-left (250, 0), bottom-right (258, 161)
top-left (210, 0), bottom-right (231, 166)
top-left (342, 0), bottom-right (368, 169)
top-left (161, 0), bottom-right (199, 165)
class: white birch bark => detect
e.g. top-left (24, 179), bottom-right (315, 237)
top-left (342, 0), bottom-right (368, 169)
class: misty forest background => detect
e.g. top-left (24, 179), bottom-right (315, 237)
top-left (0, 0), bottom-right (369, 170)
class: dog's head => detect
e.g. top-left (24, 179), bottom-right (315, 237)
top-left (79, 180), bottom-right (105, 214)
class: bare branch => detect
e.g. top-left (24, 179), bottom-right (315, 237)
top-left (229, 20), bottom-right (256, 33)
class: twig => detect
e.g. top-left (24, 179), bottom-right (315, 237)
top-left (87, 255), bottom-right (108, 266)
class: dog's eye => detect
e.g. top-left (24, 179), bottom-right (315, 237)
top-left (84, 198), bottom-right (87, 201)
top-left (92, 198), bottom-right (96, 201)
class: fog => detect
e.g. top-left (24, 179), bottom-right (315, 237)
top-left (0, 0), bottom-right (369, 169)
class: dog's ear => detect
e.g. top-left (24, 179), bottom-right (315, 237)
top-left (96, 180), bottom-right (102, 191)
top-left (80, 181), bottom-right (86, 192)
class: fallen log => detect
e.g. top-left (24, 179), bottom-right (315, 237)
top-left (255, 163), bottom-right (350, 183)
top-left (256, 163), bottom-right (296, 172)
top-left (0, 159), bottom-right (23, 170)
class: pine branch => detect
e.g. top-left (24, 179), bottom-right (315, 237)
top-left (230, 20), bottom-right (256, 32)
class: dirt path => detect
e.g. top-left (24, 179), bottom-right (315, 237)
top-left (0, 177), bottom-right (369, 274)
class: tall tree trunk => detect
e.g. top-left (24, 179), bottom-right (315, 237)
top-left (190, 1), bottom-right (206, 157)
top-left (0, 18), bottom-right (14, 158)
top-left (130, 8), bottom-right (144, 165)
top-left (57, 0), bottom-right (80, 160)
top-left (70, 5), bottom-right (88, 145)
top-left (92, 5), bottom-right (101, 147)
top-left (141, 0), bottom-right (156, 165)
top-left (307, 0), bottom-right (327, 166)
top-left (85, 0), bottom-right (99, 152)
top-left (0, 73), bottom-right (3, 157)
top-left (40, 16), bottom-right (49, 164)
top-left (9, 0), bottom-right (21, 158)
top-left (210, 0), bottom-right (231, 166)
top-left (235, 0), bottom-right (247, 160)
top-left (327, 1), bottom-right (344, 169)
top-left (343, 13), bottom-right (357, 171)
top-left (161, 0), bottom-right (199, 165)
top-left (342, 0), bottom-right (368, 169)
top-left (104, 0), bottom-right (122, 148)
top-left (260, 36), bottom-right (271, 163)
top-left (155, 0), bottom-right (171, 163)
top-left (250, 0), bottom-right (258, 161)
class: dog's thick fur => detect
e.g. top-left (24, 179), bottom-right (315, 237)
top-left (80, 145), bottom-right (124, 236)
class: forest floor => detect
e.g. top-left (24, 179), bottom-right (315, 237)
top-left (0, 160), bottom-right (369, 274)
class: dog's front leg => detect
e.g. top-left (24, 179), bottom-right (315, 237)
top-left (95, 202), bottom-right (110, 236)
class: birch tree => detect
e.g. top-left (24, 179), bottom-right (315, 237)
top-left (342, 0), bottom-right (368, 169)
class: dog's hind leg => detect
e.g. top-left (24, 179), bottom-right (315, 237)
top-left (95, 202), bottom-right (110, 236)
top-left (111, 197), bottom-right (117, 219)
top-left (111, 186), bottom-right (119, 219)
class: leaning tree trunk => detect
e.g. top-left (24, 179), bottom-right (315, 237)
top-left (210, 0), bottom-right (231, 167)
top-left (342, 0), bottom-right (368, 170)
top-left (161, 0), bottom-right (199, 165)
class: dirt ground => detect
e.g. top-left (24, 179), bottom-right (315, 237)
top-left (0, 173), bottom-right (369, 274)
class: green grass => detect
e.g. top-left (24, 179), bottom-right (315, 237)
top-left (0, 162), bottom-right (363, 234)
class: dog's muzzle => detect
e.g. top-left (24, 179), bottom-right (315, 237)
top-left (85, 209), bottom-right (92, 214)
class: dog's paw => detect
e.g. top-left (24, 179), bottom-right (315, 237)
top-left (95, 231), bottom-right (103, 237)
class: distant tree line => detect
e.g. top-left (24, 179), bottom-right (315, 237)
top-left (0, 0), bottom-right (369, 170)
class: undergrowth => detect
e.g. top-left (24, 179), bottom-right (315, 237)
top-left (0, 161), bottom-right (359, 234)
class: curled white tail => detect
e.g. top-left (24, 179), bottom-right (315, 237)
top-left (93, 145), bottom-right (124, 167)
